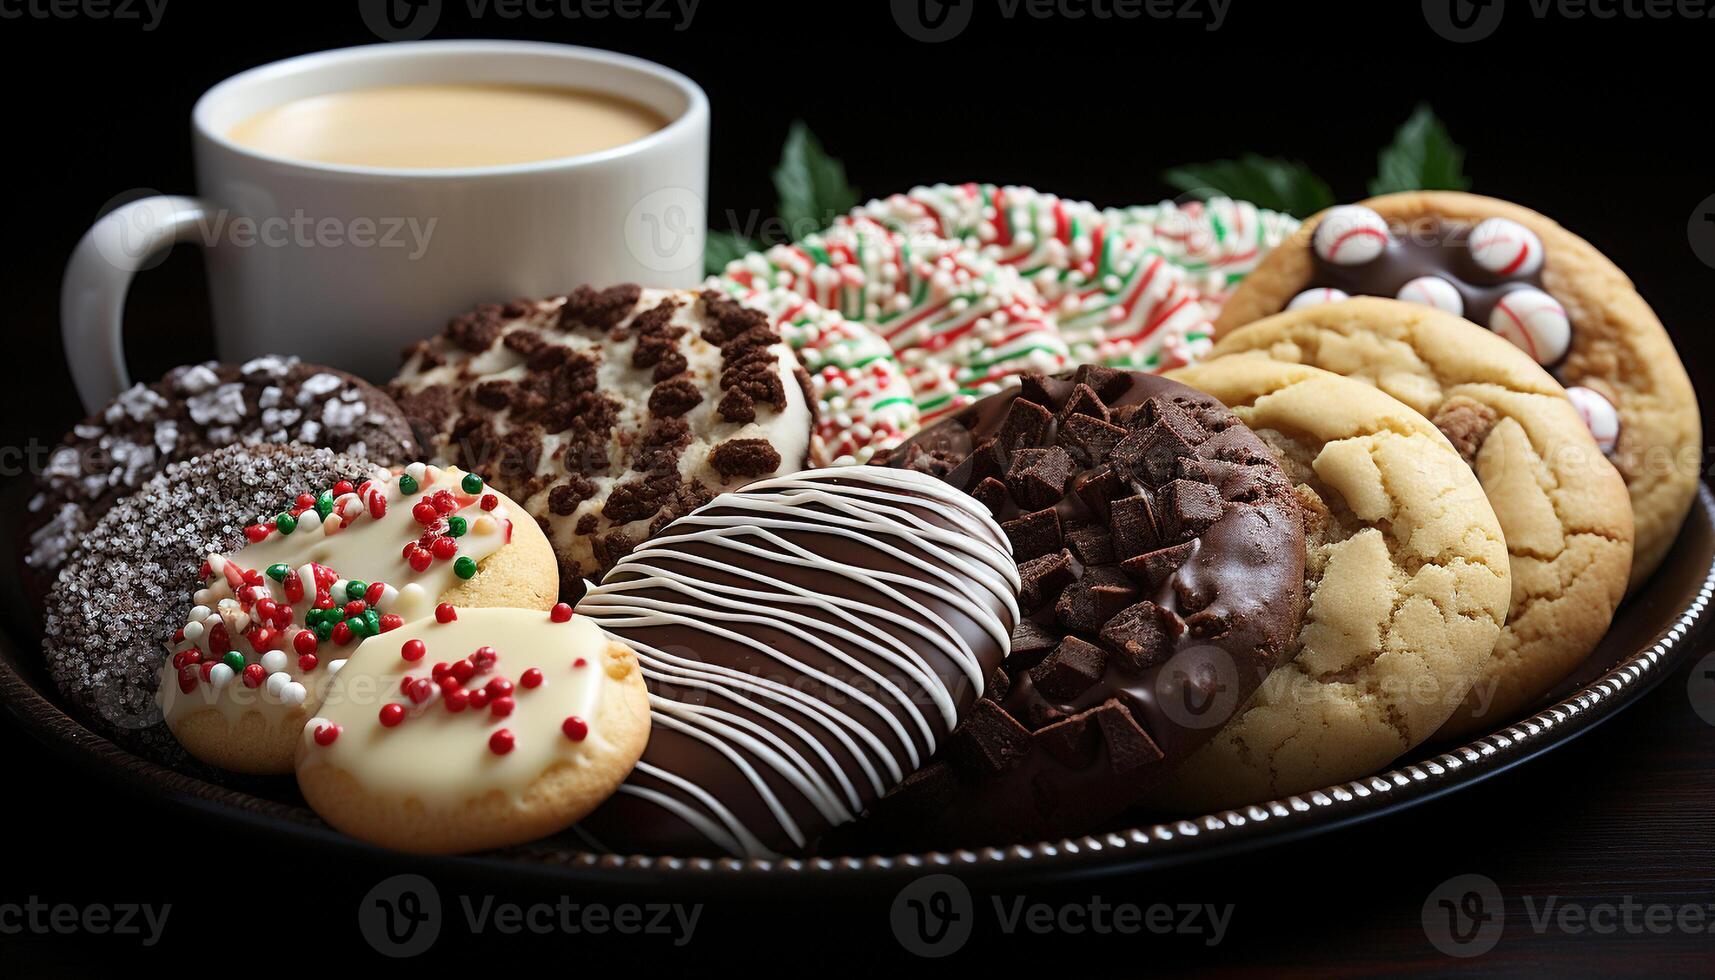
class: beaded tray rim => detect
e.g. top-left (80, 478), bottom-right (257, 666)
top-left (4, 485), bottom-right (1711, 887)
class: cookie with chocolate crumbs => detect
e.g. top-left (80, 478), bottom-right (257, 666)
top-left (390, 286), bottom-right (816, 591)
top-left (22, 357), bottom-right (420, 604)
top-left (873, 365), bottom-right (1306, 845)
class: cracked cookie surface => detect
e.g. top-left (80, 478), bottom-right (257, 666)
top-left (1207, 298), bottom-right (1633, 740)
top-left (1152, 358), bottom-right (1510, 809)
top-left (1218, 192), bottom-right (1698, 592)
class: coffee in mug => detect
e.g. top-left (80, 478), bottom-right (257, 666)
top-left (226, 83), bottom-right (669, 169)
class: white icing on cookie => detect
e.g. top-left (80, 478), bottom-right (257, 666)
top-left (300, 608), bottom-right (615, 809)
top-left (157, 464), bottom-right (516, 739)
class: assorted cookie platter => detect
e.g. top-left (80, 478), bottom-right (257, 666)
top-left (3, 186), bottom-right (1710, 876)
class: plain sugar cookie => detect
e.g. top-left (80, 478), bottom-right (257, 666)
top-left (1218, 192), bottom-right (1699, 591)
top-left (1207, 298), bottom-right (1633, 740)
top-left (1152, 358), bottom-right (1510, 809)
top-left (157, 463), bottom-right (557, 774)
top-left (297, 606), bottom-right (649, 855)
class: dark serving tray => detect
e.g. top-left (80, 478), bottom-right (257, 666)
top-left (4, 484), bottom-right (1712, 890)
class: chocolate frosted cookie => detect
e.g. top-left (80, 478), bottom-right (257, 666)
top-left (22, 357), bottom-right (420, 600)
top-left (872, 365), bottom-right (1306, 845)
top-left (574, 468), bottom-right (1019, 857)
top-left (1220, 192), bottom-right (1699, 591)
top-left (41, 444), bottom-right (382, 763)
top-left (390, 285), bottom-right (815, 589)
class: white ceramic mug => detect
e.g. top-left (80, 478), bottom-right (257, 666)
top-left (62, 40), bottom-right (709, 412)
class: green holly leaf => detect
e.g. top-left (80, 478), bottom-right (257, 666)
top-left (1162, 155), bottom-right (1335, 219)
top-left (1369, 104), bottom-right (1470, 196)
top-left (703, 229), bottom-right (763, 277)
top-left (772, 121), bottom-right (859, 240)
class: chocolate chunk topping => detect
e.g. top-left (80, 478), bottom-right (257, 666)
top-left (1056, 383), bottom-right (1110, 424)
top-left (1028, 636), bottom-right (1108, 701)
top-left (971, 476), bottom-right (1011, 516)
top-left (1121, 540), bottom-right (1196, 590)
top-left (949, 700), bottom-right (1033, 776)
top-left (1009, 619), bottom-right (1059, 660)
top-left (648, 377), bottom-right (704, 418)
top-left (1110, 494), bottom-right (1159, 558)
top-left (559, 283), bottom-right (643, 331)
top-left (1160, 479), bottom-right (1225, 542)
top-left (1001, 507), bottom-right (1063, 564)
top-left (1017, 548), bottom-right (1075, 612)
top-left (1099, 600), bottom-right (1172, 669)
top-left (547, 478), bottom-right (596, 516)
top-left (1064, 524), bottom-right (1116, 566)
top-left (709, 439), bottom-right (782, 480)
top-left (880, 367), bottom-right (1306, 846)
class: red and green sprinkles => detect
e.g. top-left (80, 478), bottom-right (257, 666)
top-left (325, 611), bottom-right (589, 757)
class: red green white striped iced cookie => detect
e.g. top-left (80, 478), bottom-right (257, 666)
top-left (724, 286), bottom-right (920, 464)
top-left (851, 184), bottom-right (1218, 373)
top-left (1103, 197), bottom-right (1301, 315)
top-left (714, 216), bottom-right (1069, 424)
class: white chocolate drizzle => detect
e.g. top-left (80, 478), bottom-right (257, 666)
top-left (576, 467), bottom-right (1018, 857)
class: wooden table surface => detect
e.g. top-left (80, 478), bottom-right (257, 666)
top-left (3, 636), bottom-right (1711, 974)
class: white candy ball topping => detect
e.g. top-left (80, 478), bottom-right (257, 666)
top-left (1312, 206), bottom-right (1391, 265)
top-left (1469, 217), bottom-right (1544, 278)
top-left (1565, 386), bottom-right (1620, 453)
top-left (1396, 276), bottom-right (1465, 316)
top-left (1490, 287), bottom-right (1570, 365)
top-left (1286, 287), bottom-right (1351, 311)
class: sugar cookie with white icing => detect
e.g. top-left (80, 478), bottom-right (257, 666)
top-left (297, 605), bottom-right (649, 855)
top-left (157, 463), bottom-right (558, 774)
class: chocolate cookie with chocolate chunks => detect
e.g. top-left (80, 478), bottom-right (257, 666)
top-left (872, 365), bottom-right (1306, 845)
top-left (390, 286), bottom-right (816, 592)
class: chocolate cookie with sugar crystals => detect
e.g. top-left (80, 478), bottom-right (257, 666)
top-left (21, 357), bottom-right (420, 603)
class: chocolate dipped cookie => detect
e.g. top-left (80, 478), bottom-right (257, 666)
top-left (1219, 192), bottom-right (1699, 591)
top-left (22, 357), bottom-right (420, 602)
top-left (574, 467), bottom-right (1019, 857)
top-left (1154, 359), bottom-right (1510, 809)
top-left (390, 285), bottom-right (816, 591)
top-left (873, 365), bottom-right (1307, 844)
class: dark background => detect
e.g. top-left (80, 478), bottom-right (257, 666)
top-left (3, 1), bottom-right (1713, 974)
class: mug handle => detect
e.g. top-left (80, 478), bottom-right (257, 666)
top-left (61, 195), bottom-right (212, 412)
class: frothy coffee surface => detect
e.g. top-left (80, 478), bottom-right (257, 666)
top-left (226, 83), bottom-right (667, 168)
